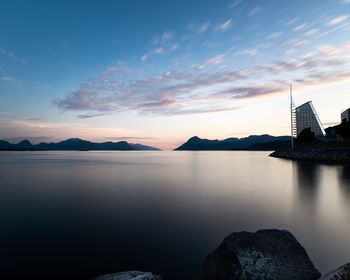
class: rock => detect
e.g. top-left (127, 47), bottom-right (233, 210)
top-left (203, 229), bottom-right (321, 280)
top-left (94, 271), bottom-right (161, 280)
top-left (270, 149), bottom-right (350, 164)
top-left (320, 263), bottom-right (350, 279)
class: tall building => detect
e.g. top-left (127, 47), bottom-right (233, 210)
top-left (295, 101), bottom-right (325, 137)
top-left (341, 108), bottom-right (350, 122)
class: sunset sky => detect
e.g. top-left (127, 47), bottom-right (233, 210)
top-left (1, 0), bottom-right (350, 149)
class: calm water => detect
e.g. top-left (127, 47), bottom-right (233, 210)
top-left (0, 151), bottom-right (350, 280)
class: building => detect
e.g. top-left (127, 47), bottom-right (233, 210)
top-left (295, 101), bottom-right (325, 137)
top-left (341, 108), bottom-right (350, 122)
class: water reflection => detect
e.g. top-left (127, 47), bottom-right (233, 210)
top-left (1, 152), bottom-right (350, 280)
top-left (293, 161), bottom-right (320, 208)
top-left (338, 164), bottom-right (350, 200)
top-left (339, 164), bottom-right (350, 184)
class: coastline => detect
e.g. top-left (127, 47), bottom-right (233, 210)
top-left (270, 148), bottom-right (350, 164)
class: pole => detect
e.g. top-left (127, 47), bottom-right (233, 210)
top-left (290, 84), bottom-right (294, 150)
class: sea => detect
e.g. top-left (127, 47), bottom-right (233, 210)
top-left (0, 151), bottom-right (349, 279)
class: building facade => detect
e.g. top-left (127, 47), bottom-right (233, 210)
top-left (341, 109), bottom-right (350, 122)
top-left (295, 101), bottom-right (325, 137)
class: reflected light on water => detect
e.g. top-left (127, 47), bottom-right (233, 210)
top-left (0, 151), bottom-right (349, 280)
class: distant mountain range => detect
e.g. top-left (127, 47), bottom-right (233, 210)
top-left (0, 138), bottom-right (160, 151)
top-left (174, 135), bottom-right (291, 151)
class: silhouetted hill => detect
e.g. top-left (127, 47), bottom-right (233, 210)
top-left (175, 135), bottom-right (291, 151)
top-left (129, 143), bottom-right (160, 151)
top-left (0, 138), bottom-right (160, 151)
top-left (14, 140), bottom-right (33, 149)
top-left (246, 140), bottom-right (291, 150)
top-left (0, 140), bottom-right (12, 149)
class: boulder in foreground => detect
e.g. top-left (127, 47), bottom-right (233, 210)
top-left (203, 229), bottom-right (321, 280)
top-left (320, 263), bottom-right (350, 280)
top-left (95, 271), bottom-right (161, 280)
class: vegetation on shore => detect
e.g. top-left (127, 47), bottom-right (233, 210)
top-left (292, 120), bottom-right (350, 150)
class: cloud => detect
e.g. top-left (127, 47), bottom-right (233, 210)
top-left (161, 31), bottom-right (173, 42)
top-left (212, 83), bottom-right (286, 100)
top-left (230, 0), bottom-right (242, 8)
top-left (235, 48), bottom-right (258, 57)
top-left (293, 24), bottom-right (307, 32)
top-left (267, 32), bottom-right (283, 39)
top-left (0, 48), bottom-right (26, 64)
top-left (1, 76), bottom-right (16, 82)
top-left (280, 38), bottom-right (308, 51)
top-left (286, 17), bottom-right (299, 26)
top-left (0, 76), bottom-right (21, 85)
top-left (26, 118), bottom-right (42, 121)
top-left (77, 112), bottom-right (121, 119)
top-left (204, 55), bottom-right (224, 65)
top-left (304, 28), bottom-right (319, 37)
top-left (170, 43), bottom-right (179, 51)
top-left (55, 42), bottom-right (350, 118)
top-left (141, 55), bottom-right (148, 62)
top-left (154, 47), bottom-right (164, 54)
top-left (151, 31), bottom-right (173, 46)
top-left (142, 31), bottom-right (179, 61)
top-left (106, 136), bottom-right (159, 141)
top-left (294, 70), bottom-right (350, 86)
top-left (172, 106), bottom-right (240, 115)
top-left (0, 119), bottom-right (135, 143)
top-left (55, 66), bottom-right (247, 116)
top-left (217, 19), bottom-right (233, 32)
top-left (326, 15), bottom-right (348, 26)
top-left (197, 22), bottom-right (211, 34)
top-left (248, 6), bottom-right (263, 17)
top-left (0, 112), bottom-right (10, 118)
top-left (341, 0), bottom-right (350, 4)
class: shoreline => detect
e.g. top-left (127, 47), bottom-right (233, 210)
top-left (270, 148), bottom-right (350, 164)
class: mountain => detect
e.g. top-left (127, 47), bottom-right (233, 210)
top-left (246, 140), bottom-right (291, 150)
top-left (0, 138), bottom-right (160, 151)
top-left (15, 140), bottom-right (33, 149)
top-left (0, 140), bottom-right (12, 149)
top-left (129, 143), bottom-right (160, 151)
top-left (174, 135), bottom-right (291, 151)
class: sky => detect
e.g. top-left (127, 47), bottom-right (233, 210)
top-left (0, 0), bottom-right (350, 149)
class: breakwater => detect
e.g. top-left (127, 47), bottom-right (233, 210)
top-left (270, 148), bottom-right (350, 164)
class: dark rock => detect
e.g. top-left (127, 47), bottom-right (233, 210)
top-left (94, 271), bottom-right (161, 280)
top-left (203, 229), bottom-right (321, 280)
top-left (270, 149), bottom-right (350, 164)
top-left (320, 263), bottom-right (350, 280)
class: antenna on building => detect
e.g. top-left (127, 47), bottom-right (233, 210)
top-left (290, 84), bottom-right (296, 150)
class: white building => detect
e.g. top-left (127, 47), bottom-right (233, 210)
top-left (341, 108), bottom-right (350, 122)
top-left (295, 101), bottom-right (325, 137)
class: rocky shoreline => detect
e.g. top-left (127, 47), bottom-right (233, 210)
top-left (270, 148), bottom-right (350, 164)
top-left (94, 229), bottom-right (350, 280)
